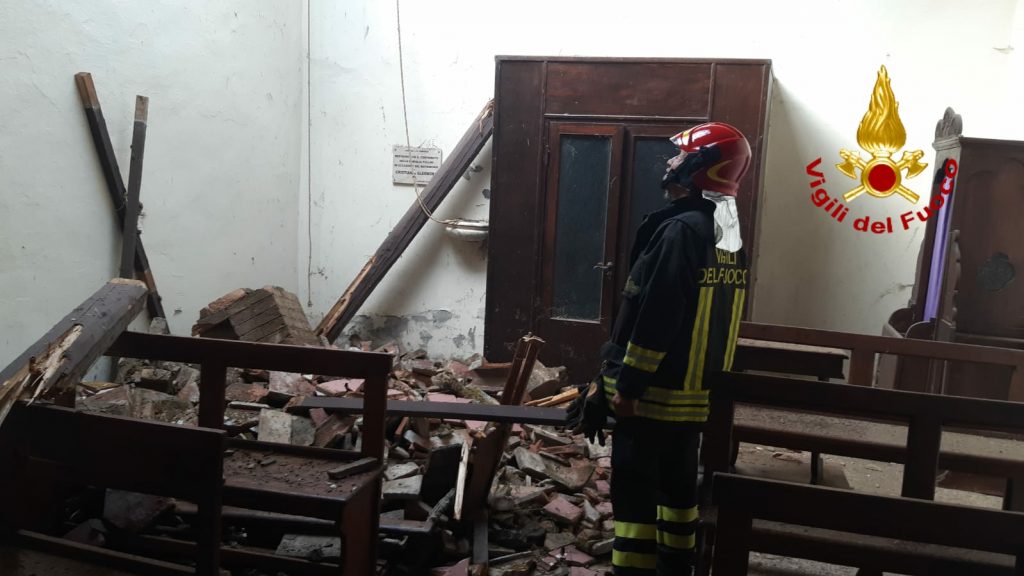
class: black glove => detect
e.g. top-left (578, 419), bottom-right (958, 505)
top-left (566, 380), bottom-right (609, 446)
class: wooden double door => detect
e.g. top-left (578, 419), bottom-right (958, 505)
top-left (485, 57), bottom-right (773, 378)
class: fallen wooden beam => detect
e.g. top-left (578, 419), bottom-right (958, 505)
top-left (291, 397), bottom-right (565, 427)
top-left (120, 95), bottom-right (148, 280)
top-left (316, 101), bottom-right (495, 342)
top-left (0, 279), bottom-right (148, 428)
top-left (74, 72), bottom-right (166, 320)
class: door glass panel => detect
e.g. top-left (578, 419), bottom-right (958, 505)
top-left (552, 135), bottom-right (612, 321)
top-left (629, 138), bottom-right (681, 242)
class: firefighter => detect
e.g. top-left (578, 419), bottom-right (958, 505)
top-left (568, 122), bottom-right (752, 575)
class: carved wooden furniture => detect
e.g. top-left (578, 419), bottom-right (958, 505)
top-left (882, 108), bottom-right (1024, 402)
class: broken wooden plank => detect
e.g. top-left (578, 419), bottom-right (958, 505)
top-left (119, 95), bottom-right (148, 280)
top-left (462, 336), bottom-right (544, 523)
top-left (74, 73), bottom-right (166, 320)
top-left (454, 435), bottom-right (473, 521)
top-left (327, 457), bottom-right (380, 481)
top-left (292, 397), bottom-right (566, 426)
top-left (316, 101), bottom-right (495, 341)
top-left (526, 387), bottom-right (579, 407)
top-left (0, 279), bottom-right (147, 428)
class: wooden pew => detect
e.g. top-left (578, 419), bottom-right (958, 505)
top-left (106, 331), bottom-right (392, 576)
top-left (0, 404), bottom-right (225, 576)
top-left (712, 473), bottom-right (1024, 575)
top-left (705, 372), bottom-right (1024, 504)
top-left (701, 372), bottom-right (1024, 574)
top-left (729, 322), bottom-right (1024, 486)
top-left (737, 321), bottom-right (1024, 397)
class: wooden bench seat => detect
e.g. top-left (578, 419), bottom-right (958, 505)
top-left (697, 507), bottom-right (1016, 575)
top-left (711, 473), bottom-right (1024, 575)
top-left (221, 440), bottom-right (382, 518)
top-left (733, 404), bottom-right (1024, 507)
top-left (698, 371), bottom-right (1024, 574)
top-left (734, 336), bottom-right (848, 380)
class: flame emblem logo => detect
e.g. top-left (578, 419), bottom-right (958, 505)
top-left (836, 66), bottom-right (927, 203)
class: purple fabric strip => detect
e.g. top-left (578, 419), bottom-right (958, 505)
top-left (923, 191), bottom-right (952, 321)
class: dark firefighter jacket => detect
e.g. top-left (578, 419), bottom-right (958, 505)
top-left (601, 195), bottom-right (748, 424)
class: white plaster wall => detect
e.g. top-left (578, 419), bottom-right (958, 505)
top-left (0, 1), bottom-right (304, 366)
top-left (306, 0), bottom-right (1023, 357)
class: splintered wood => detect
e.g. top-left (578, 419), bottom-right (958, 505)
top-left (192, 286), bottom-right (319, 346)
top-left (0, 279), bottom-right (148, 429)
top-left (460, 334), bottom-right (544, 523)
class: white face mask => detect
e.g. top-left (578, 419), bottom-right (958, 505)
top-left (702, 191), bottom-right (743, 252)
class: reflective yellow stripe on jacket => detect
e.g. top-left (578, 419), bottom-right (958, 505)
top-left (604, 376), bottom-right (710, 423)
top-left (623, 341), bottom-right (666, 373)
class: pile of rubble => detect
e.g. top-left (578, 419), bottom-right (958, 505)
top-left (473, 428), bottom-right (614, 576)
top-left (72, 289), bottom-right (616, 575)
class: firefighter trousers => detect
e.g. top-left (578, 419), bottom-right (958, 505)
top-left (611, 418), bottom-right (700, 576)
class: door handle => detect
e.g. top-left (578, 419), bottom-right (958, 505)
top-left (593, 261), bottom-right (614, 270)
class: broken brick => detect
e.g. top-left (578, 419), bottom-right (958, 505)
top-left (172, 365), bottom-right (200, 395)
top-left (266, 371), bottom-right (316, 404)
top-left (309, 407), bottom-right (329, 428)
top-left (526, 361), bottom-right (568, 400)
top-left (544, 531), bottom-right (577, 550)
top-left (103, 490), bottom-right (174, 533)
top-left (316, 378), bottom-right (364, 397)
top-left (384, 462), bottom-right (420, 481)
top-left (543, 495), bottom-right (583, 526)
top-left (176, 380), bottom-right (200, 404)
top-left (560, 545), bottom-right (595, 567)
top-left (136, 367), bottom-right (175, 394)
top-left (313, 414), bottom-right (355, 448)
top-left (407, 358), bottom-right (439, 376)
top-left (257, 409), bottom-right (314, 446)
top-left (226, 382), bottom-right (270, 404)
top-left (383, 475), bottom-right (423, 500)
top-left (193, 286), bottom-right (319, 346)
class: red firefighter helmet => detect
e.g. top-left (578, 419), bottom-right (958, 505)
top-left (664, 122), bottom-right (752, 196)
